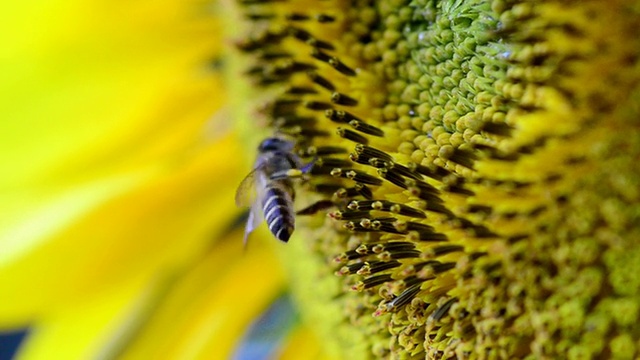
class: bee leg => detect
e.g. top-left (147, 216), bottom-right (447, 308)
top-left (299, 157), bottom-right (316, 174)
top-left (270, 168), bottom-right (304, 180)
top-left (288, 153), bottom-right (317, 174)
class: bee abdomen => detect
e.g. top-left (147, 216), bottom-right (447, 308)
top-left (263, 186), bottom-right (295, 242)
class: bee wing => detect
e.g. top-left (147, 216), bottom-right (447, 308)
top-left (237, 165), bottom-right (269, 246)
top-left (235, 165), bottom-right (264, 208)
top-left (243, 199), bottom-right (264, 246)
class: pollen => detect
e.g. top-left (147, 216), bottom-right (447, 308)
top-left (232, 0), bottom-right (640, 358)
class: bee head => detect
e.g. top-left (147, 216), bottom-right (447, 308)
top-left (258, 137), bottom-right (293, 153)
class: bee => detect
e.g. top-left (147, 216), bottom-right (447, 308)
top-left (235, 137), bottom-right (314, 244)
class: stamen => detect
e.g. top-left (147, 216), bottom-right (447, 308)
top-left (307, 71), bottom-right (335, 91)
top-left (328, 57), bottom-right (356, 76)
top-left (386, 283), bottom-right (423, 312)
top-left (354, 183), bottom-right (373, 199)
top-left (356, 260), bottom-right (401, 275)
top-left (352, 274), bottom-right (393, 291)
top-left (304, 101), bottom-right (332, 110)
top-left (325, 109), bottom-right (361, 124)
top-left (331, 92), bottom-right (359, 106)
top-left (347, 200), bottom-right (426, 218)
top-left (315, 14), bottom-right (335, 23)
top-left (287, 26), bottom-right (335, 50)
top-left (329, 210), bottom-right (370, 220)
top-left (310, 48), bottom-right (332, 62)
top-left (286, 13), bottom-right (310, 21)
top-left (354, 144), bottom-right (394, 161)
top-left (315, 157), bottom-right (352, 168)
top-left (429, 298), bottom-right (458, 321)
top-left (298, 145), bottom-right (346, 156)
top-left (337, 127), bottom-right (369, 144)
top-left (285, 86), bottom-right (317, 95)
top-left (349, 120), bottom-right (384, 137)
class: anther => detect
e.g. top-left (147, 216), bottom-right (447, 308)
top-left (423, 245), bottom-right (465, 258)
top-left (273, 115), bottom-right (315, 128)
top-left (347, 200), bottom-right (426, 218)
top-left (302, 145), bottom-right (346, 156)
top-left (265, 99), bottom-right (300, 117)
top-left (257, 51), bottom-right (291, 60)
top-left (408, 230), bottom-right (448, 242)
top-left (393, 220), bottom-right (435, 234)
top-left (325, 109), bottom-right (361, 123)
top-left (405, 178), bottom-right (439, 196)
top-left (286, 13), bottom-right (310, 21)
top-left (354, 274), bottom-right (393, 291)
top-left (304, 101), bottom-right (332, 110)
top-left (430, 298), bottom-right (458, 321)
top-left (407, 162), bottom-right (451, 181)
top-left (331, 92), bottom-right (359, 106)
top-left (296, 128), bottom-right (330, 138)
top-left (315, 14), bottom-right (335, 23)
top-left (354, 183), bottom-right (373, 199)
top-left (272, 61), bottom-right (316, 76)
top-left (386, 284), bottom-right (423, 312)
top-left (333, 187), bottom-right (359, 199)
top-left (315, 157), bottom-right (352, 168)
top-left (349, 120), bottom-right (384, 137)
top-left (344, 169), bottom-right (383, 185)
top-left (329, 57), bottom-right (356, 76)
top-left (448, 148), bottom-right (477, 169)
top-left (354, 144), bottom-right (394, 162)
top-left (442, 183), bottom-right (475, 196)
top-left (307, 71), bottom-right (335, 91)
top-left (378, 168), bottom-right (408, 189)
top-left (310, 183), bottom-right (343, 195)
top-left (286, 86), bottom-right (317, 95)
top-left (310, 48), bottom-right (332, 62)
top-left (324, 109), bottom-right (348, 123)
top-left (337, 127), bottom-right (369, 144)
top-left (329, 210), bottom-right (370, 220)
top-left (287, 26), bottom-right (334, 50)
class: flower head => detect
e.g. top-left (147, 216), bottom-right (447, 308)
top-left (233, 0), bottom-right (640, 358)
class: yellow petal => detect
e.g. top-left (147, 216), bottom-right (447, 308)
top-left (15, 228), bottom-right (285, 360)
top-left (0, 0), bottom-right (224, 186)
top-left (118, 232), bottom-right (286, 360)
top-left (0, 132), bottom-right (244, 327)
top-left (0, 0), bottom-right (241, 327)
top-left (278, 325), bottom-right (336, 360)
top-left (15, 274), bottom-right (155, 360)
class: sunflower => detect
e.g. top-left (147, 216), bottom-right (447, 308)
top-left (231, 0), bottom-right (640, 358)
top-left (3, 0), bottom-right (640, 359)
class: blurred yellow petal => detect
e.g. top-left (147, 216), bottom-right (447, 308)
top-left (15, 275), bottom-right (157, 360)
top-left (278, 325), bottom-right (336, 360)
top-left (15, 230), bottom-right (286, 360)
top-left (0, 0), bottom-right (223, 186)
top-left (0, 132), bottom-right (244, 326)
top-left (0, 0), bottom-right (240, 327)
top-left (118, 232), bottom-right (286, 360)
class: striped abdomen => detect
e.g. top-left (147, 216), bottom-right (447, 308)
top-left (262, 184), bottom-right (295, 242)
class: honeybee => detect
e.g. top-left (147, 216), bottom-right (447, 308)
top-left (235, 137), bottom-right (313, 244)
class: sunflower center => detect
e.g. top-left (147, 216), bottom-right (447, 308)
top-left (233, 0), bottom-right (640, 358)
